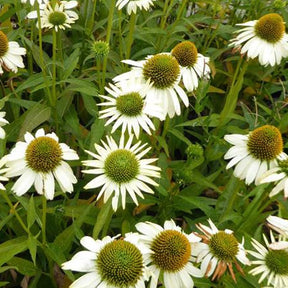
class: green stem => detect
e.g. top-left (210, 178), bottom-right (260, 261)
top-left (0, 190), bottom-right (30, 234)
top-left (51, 29), bottom-right (57, 107)
top-left (162, 116), bottom-right (170, 138)
top-left (219, 59), bottom-right (248, 124)
top-left (89, 0), bottom-right (97, 34)
top-left (125, 12), bottom-right (136, 59)
top-left (42, 196), bottom-right (47, 245)
top-left (101, 1), bottom-right (116, 93)
top-left (176, 0), bottom-right (188, 20)
top-left (160, 0), bottom-right (170, 29)
top-left (117, 10), bottom-right (124, 64)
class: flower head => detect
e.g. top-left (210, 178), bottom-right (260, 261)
top-left (224, 125), bottom-right (285, 185)
top-left (0, 111), bottom-right (8, 139)
top-left (116, 0), bottom-right (156, 15)
top-left (62, 233), bottom-right (151, 288)
top-left (82, 134), bottom-right (161, 211)
top-left (194, 219), bottom-right (250, 282)
top-left (114, 53), bottom-right (189, 120)
top-left (27, 1), bottom-right (79, 32)
top-left (136, 219), bottom-right (203, 288)
top-left (91, 40), bottom-right (110, 59)
top-left (99, 81), bottom-right (160, 138)
top-left (4, 128), bottom-right (79, 200)
top-left (249, 232), bottom-right (288, 287)
top-left (230, 13), bottom-right (288, 66)
top-left (0, 31), bottom-right (26, 75)
top-left (171, 41), bottom-right (211, 92)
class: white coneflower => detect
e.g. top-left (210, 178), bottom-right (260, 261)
top-left (62, 233), bottom-right (151, 288)
top-left (194, 219), bottom-right (250, 282)
top-left (0, 156), bottom-right (9, 190)
top-left (82, 134), bottom-right (161, 211)
top-left (0, 31), bottom-right (26, 75)
top-left (98, 81), bottom-right (161, 138)
top-left (249, 232), bottom-right (288, 287)
top-left (114, 53), bottom-right (189, 120)
top-left (4, 128), bottom-right (79, 200)
top-left (171, 41), bottom-right (211, 92)
top-left (224, 125), bottom-right (285, 185)
top-left (267, 215), bottom-right (288, 237)
top-left (116, 0), bottom-right (156, 15)
top-left (230, 13), bottom-right (288, 66)
top-left (0, 111), bottom-right (8, 139)
top-left (135, 219), bottom-right (203, 288)
top-left (27, 1), bottom-right (79, 32)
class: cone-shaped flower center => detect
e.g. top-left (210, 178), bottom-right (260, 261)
top-left (116, 92), bottom-right (144, 117)
top-left (0, 31), bottom-right (9, 57)
top-left (247, 125), bottom-right (283, 161)
top-left (104, 149), bottom-right (139, 183)
top-left (265, 249), bottom-right (288, 275)
top-left (96, 240), bottom-right (144, 287)
top-left (151, 229), bottom-right (191, 271)
top-left (48, 11), bottom-right (67, 26)
top-left (143, 54), bottom-right (180, 89)
top-left (172, 41), bottom-right (198, 67)
top-left (25, 136), bottom-right (62, 173)
top-left (209, 231), bottom-right (239, 262)
top-left (92, 40), bottom-right (110, 58)
top-left (254, 13), bottom-right (285, 43)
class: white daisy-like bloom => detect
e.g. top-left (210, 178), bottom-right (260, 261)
top-left (62, 233), bottom-right (151, 288)
top-left (224, 125), bottom-right (285, 185)
top-left (0, 31), bottom-right (26, 75)
top-left (193, 219), bottom-right (250, 282)
top-left (0, 156), bottom-right (9, 190)
top-left (4, 128), bottom-right (79, 200)
top-left (116, 0), bottom-right (156, 15)
top-left (229, 13), bottom-right (288, 66)
top-left (21, 0), bottom-right (48, 5)
top-left (260, 153), bottom-right (288, 198)
top-left (0, 111), bottom-right (8, 139)
top-left (248, 232), bottom-right (288, 287)
top-left (267, 215), bottom-right (288, 237)
top-left (98, 80), bottom-right (162, 138)
top-left (135, 219), bottom-right (203, 288)
top-left (26, 1), bottom-right (79, 32)
top-left (113, 53), bottom-right (189, 120)
top-left (171, 41), bottom-right (211, 92)
top-left (82, 134), bottom-right (161, 211)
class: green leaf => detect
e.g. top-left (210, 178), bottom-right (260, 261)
top-left (168, 128), bottom-right (192, 146)
top-left (64, 79), bottom-right (98, 96)
top-left (63, 48), bottom-right (80, 79)
top-left (0, 237), bottom-right (27, 266)
top-left (7, 257), bottom-right (37, 276)
top-left (27, 235), bottom-right (38, 265)
top-left (27, 196), bottom-right (37, 229)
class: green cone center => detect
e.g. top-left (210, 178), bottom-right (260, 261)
top-left (0, 31), bottom-right (9, 57)
top-left (247, 125), bottom-right (283, 161)
top-left (151, 229), bottom-right (191, 271)
top-left (48, 11), bottom-right (67, 26)
top-left (265, 249), bottom-right (288, 275)
top-left (25, 136), bottom-right (62, 173)
top-left (172, 41), bottom-right (198, 67)
top-left (209, 231), bottom-right (239, 262)
top-left (254, 13), bottom-right (285, 43)
top-left (104, 149), bottom-right (139, 183)
top-left (116, 92), bottom-right (144, 117)
top-left (143, 54), bottom-right (180, 89)
top-left (96, 240), bottom-right (144, 287)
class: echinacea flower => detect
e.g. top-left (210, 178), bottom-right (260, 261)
top-left (230, 13), bottom-right (288, 66)
top-left (113, 53), bottom-right (189, 120)
top-left (224, 125), bottom-right (285, 185)
top-left (135, 219), bottom-right (203, 288)
top-left (82, 134), bottom-right (161, 211)
top-left (27, 1), bottom-right (79, 32)
top-left (249, 232), bottom-right (288, 287)
top-left (260, 153), bottom-right (288, 198)
top-left (98, 81), bottom-right (161, 138)
top-left (194, 219), bottom-right (250, 282)
top-left (0, 31), bottom-right (26, 75)
top-left (267, 215), bottom-right (288, 237)
top-left (171, 41), bottom-right (211, 92)
top-left (116, 0), bottom-right (156, 15)
top-left (4, 128), bottom-right (79, 200)
top-left (0, 156), bottom-right (9, 190)
top-left (62, 233), bottom-right (151, 288)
